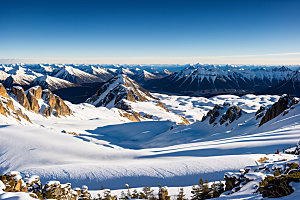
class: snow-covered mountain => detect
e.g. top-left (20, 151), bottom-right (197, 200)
top-left (53, 66), bottom-right (104, 84)
top-left (261, 70), bottom-right (300, 96)
top-left (86, 75), bottom-right (190, 124)
top-left (134, 70), bottom-right (160, 84)
top-left (1, 66), bottom-right (43, 86)
top-left (31, 75), bottom-right (78, 90)
top-left (75, 65), bottom-right (114, 81)
top-left (145, 66), bottom-right (296, 96)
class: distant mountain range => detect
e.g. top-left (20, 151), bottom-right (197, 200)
top-left (144, 65), bottom-right (300, 97)
top-left (0, 64), bottom-right (298, 102)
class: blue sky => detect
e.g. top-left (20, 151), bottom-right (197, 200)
top-left (0, 0), bottom-right (300, 64)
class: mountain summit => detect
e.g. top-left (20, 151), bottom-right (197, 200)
top-left (86, 75), bottom-right (190, 124)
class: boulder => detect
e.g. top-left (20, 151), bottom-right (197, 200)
top-left (0, 171), bottom-right (27, 193)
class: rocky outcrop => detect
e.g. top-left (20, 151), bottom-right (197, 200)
top-left (177, 115), bottom-right (190, 125)
top-left (9, 85), bottom-right (72, 118)
top-left (42, 89), bottom-right (72, 117)
top-left (11, 86), bottom-right (31, 111)
top-left (0, 83), bottom-right (10, 98)
top-left (0, 171), bottom-right (27, 193)
top-left (219, 105), bottom-right (242, 125)
top-left (259, 95), bottom-right (299, 126)
top-left (0, 172), bottom-right (91, 200)
top-left (27, 90), bottom-right (40, 114)
top-left (119, 110), bottom-right (142, 122)
top-left (28, 86), bottom-right (43, 99)
top-left (0, 84), bottom-right (31, 123)
top-left (0, 84), bottom-right (72, 120)
top-left (155, 101), bottom-right (169, 112)
top-left (201, 103), bottom-right (242, 126)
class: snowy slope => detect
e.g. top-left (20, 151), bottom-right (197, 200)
top-left (2, 66), bottom-right (43, 85)
top-left (154, 93), bottom-right (279, 123)
top-left (31, 75), bottom-right (78, 90)
top-left (53, 66), bottom-right (104, 84)
top-left (0, 92), bottom-right (299, 190)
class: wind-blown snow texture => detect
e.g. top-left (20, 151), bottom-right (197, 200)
top-left (0, 92), bottom-right (299, 191)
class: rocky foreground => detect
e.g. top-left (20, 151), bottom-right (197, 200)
top-left (0, 143), bottom-right (299, 200)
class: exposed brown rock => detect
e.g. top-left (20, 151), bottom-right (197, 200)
top-left (15, 109), bottom-right (32, 123)
top-left (0, 101), bottom-right (7, 117)
top-left (155, 101), bottom-right (169, 112)
top-left (0, 172), bottom-right (27, 193)
top-left (27, 92), bottom-right (40, 114)
top-left (11, 86), bottom-right (31, 111)
top-left (61, 130), bottom-right (80, 136)
top-left (119, 111), bottom-right (141, 122)
top-left (0, 83), bottom-right (10, 98)
top-left (177, 115), bottom-right (190, 125)
top-left (42, 89), bottom-right (72, 117)
top-left (126, 90), bottom-right (137, 102)
top-left (6, 99), bottom-right (15, 111)
top-left (28, 86), bottom-right (42, 99)
top-left (53, 96), bottom-right (72, 117)
top-left (42, 106), bottom-right (52, 117)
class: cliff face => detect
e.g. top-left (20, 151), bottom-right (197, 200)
top-left (11, 86), bottom-right (31, 111)
top-left (0, 84), bottom-right (31, 123)
top-left (42, 89), bottom-right (72, 117)
top-left (0, 85), bottom-right (73, 124)
top-left (259, 95), bottom-right (299, 126)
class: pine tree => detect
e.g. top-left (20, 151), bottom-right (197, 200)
top-left (143, 186), bottom-right (154, 198)
top-left (191, 184), bottom-right (201, 200)
top-left (210, 183), bottom-right (217, 198)
top-left (201, 179), bottom-right (210, 199)
top-left (176, 188), bottom-right (186, 200)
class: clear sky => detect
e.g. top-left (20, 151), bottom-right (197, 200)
top-left (0, 0), bottom-right (300, 64)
